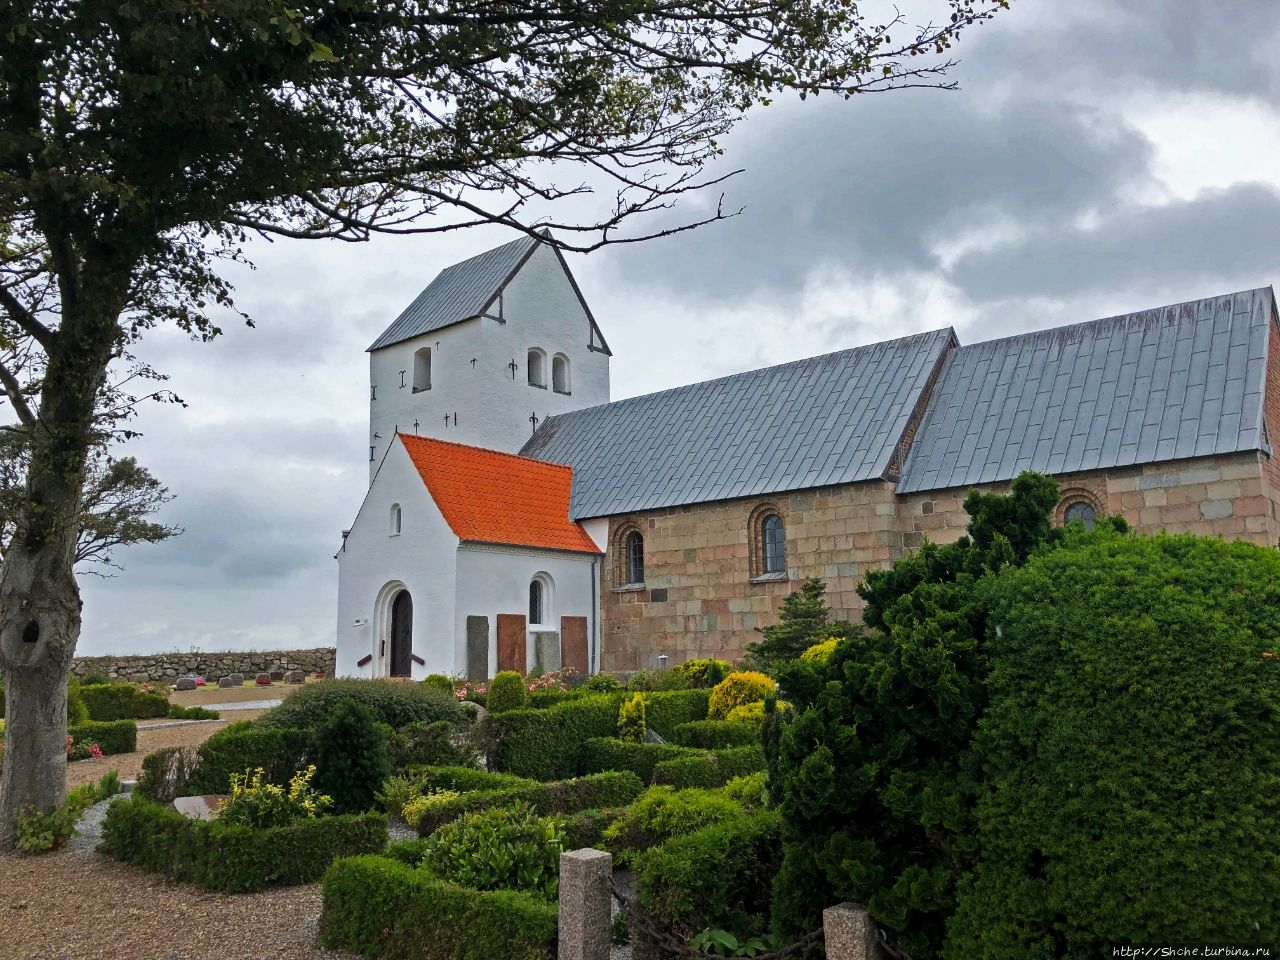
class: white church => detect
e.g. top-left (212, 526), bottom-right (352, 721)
top-left (335, 232), bottom-right (613, 680)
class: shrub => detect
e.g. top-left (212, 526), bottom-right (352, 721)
top-left (561, 807), bottom-right (621, 850)
top-left (651, 746), bottom-right (766, 789)
top-left (582, 673), bottom-right (623, 693)
top-left (707, 672), bottom-right (775, 721)
top-left (15, 773), bottom-right (121, 853)
top-left (66, 682), bottom-right (90, 726)
top-left (389, 719), bottom-right (478, 770)
top-left (413, 771), bottom-right (643, 836)
top-left (422, 804), bottom-right (564, 899)
top-left (377, 775), bottom-right (422, 818)
top-left (423, 674), bottom-right (454, 695)
top-left (258, 678), bottom-right (464, 730)
top-left (674, 658), bottom-right (733, 688)
top-left (486, 671), bottom-right (529, 713)
top-left (799, 638), bottom-right (839, 664)
top-left (218, 766), bottom-right (332, 829)
top-left (617, 693), bottom-right (647, 743)
top-left (137, 746), bottom-right (199, 804)
top-left (603, 785), bottom-right (744, 862)
top-left (185, 724), bottom-right (313, 794)
top-left (744, 577), bottom-right (860, 670)
top-left (167, 704), bottom-right (220, 720)
top-left (101, 795), bottom-right (387, 892)
top-left (634, 810), bottom-right (783, 946)
top-left (385, 836), bottom-right (431, 865)
top-left (314, 698), bottom-right (391, 815)
top-left (946, 533), bottom-right (1280, 958)
top-left (672, 720), bottom-right (760, 750)
top-left (580, 738), bottom-right (692, 782)
top-left (627, 667), bottom-right (689, 691)
top-left (321, 855), bottom-right (558, 960)
top-left (68, 719), bottom-right (136, 755)
top-left (80, 673), bottom-right (110, 686)
top-left (132, 690), bottom-right (171, 718)
top-left (403, 790), bottom-right (463, 830)
top-left (723, 700), bottom-right (791, 726)
top-left (721, 772), bottom-right (768, 807)
top-left (409, 765), bottom-right (535, 794)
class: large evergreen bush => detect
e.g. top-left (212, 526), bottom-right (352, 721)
top-left (258, 678), bottom-right (464, 730)
top-left (946, 533), bottom-right (1280, 957)
top-left (314, 699), bottom-right (392, 815)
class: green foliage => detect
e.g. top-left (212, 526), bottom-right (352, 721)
top-left (690, 929), bottom-right (782, 957)
top-left (79, 684), bottom-right (148, 721)
top-left (635, 810), bottom-right (783, 948)
top-left (408, 765), bottom-right (536, 794)
top-left (582, 673), bottom-right (623, 693)
top-left (377, 775), bottom-right (421, 818)
top-left (412, 771), bottom-right (643, 836)
top-left (487, 671), bottom-right (530, 713)
top-left (798, 638), bottom-right (839, 665)
top-left (66, 682), bottom-right (89, 726)
top-left (603, 785), bottom-right (744, 862)
top-left (708, 672), bottom-right (775, 721)
top-left (218, 765), bottom-right (332, 829)
top-left (651, 746), bottom-right (766, 789)
top-left (672, 720), bottom-right (760, 749)
top-left (675, 658), bottom-right (733, 688)
top-left (313, 698), bottom-right (391, 815)
top-left (617, 693), bottom-right (648, 743)
top-left (385, 836), bottom-right (431, 865)
top-left (423, 674), bottom-right (455, 695)
top-left (627, 667), bottom-right (691, 691)
top-left (745, 578), bottom-right (859, 670)
top-left (321, 855), bottom-right (557, 960)
top-left (68, 719), bottom-right (136, 755)
top-left (768, 471), bottom-right (1062, 958)
top-left (580, 738), bottom-right (692, 782)
top-left (643, 689), bottom-right (712, 738)
top-left (15, 773), bottom-right (121, 854)
top-left (403, 790), bottom-right (464, 830)
top-left (721, 772), bottom-right (768, 807)
top-left (560, 807), bottom-right (622, 851)
top-left (80, 674), bottom-right (111, 686)
top-left (422, 804), bottom-right (565, 899)
top-left (100, 795), bottom-right (386, 892)
top-left (389, 719), bottom-right (478, 771)
top-left (946, 533), bottom-right (1280, 958)
top-left (185, 723), bottom-right (313, 794)
top-left (258, 678), bottom-right (464, 731)
top-left (137, 746), bottom-right (199, 804)
top-left (166, 704), bottom-right (220, 720)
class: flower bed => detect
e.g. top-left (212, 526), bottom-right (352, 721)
top-left (68, 719), bottom-right (136, 756)
top-left (99, 794), bottom-right (387, 892)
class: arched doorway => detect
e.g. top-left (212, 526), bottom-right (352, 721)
top-left (390, 590), bottom-right (413, 678)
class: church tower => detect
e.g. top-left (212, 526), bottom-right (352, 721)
top-left (365, 232), bottom-right (611, 478)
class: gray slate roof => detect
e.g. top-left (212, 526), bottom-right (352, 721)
top-left (368, 234), bottom-right (539, 351)
top-left (521, 329), bottom-right (955, 519)
top-left (896, 287), bottom-right (1276, 493)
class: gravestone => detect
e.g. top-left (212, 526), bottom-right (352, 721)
top-left (217, 676), bottom-right (238, 689)
top-left (254, 673), bottom-right (273, 685)
top-left (535, 631), bottom-right (562, 674)
top-left (466, 616), bottom-right (489, 681)
top-left (285, 670), bottom-right (306, 684)
top-left (174, 677), bottom-right (197, 691)
top-left (313, 671), bottom-right (325, 679)
top-left (173, 795), bottom-right (228, 822)
top-left (227, 673), bottom-right (244, 685)
top-left (268, 670), bottom-right (285, 682)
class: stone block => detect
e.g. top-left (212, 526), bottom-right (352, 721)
top-left (1142, 488), bottom-right (1167, 507)
top-left (535, 631), bottom-right (562, 674)
top-left (1200, 499), bottom-right (1234, 520)
top-left (1205, 480), bottom-right (1243, 500)
top-left (466, 616), bottom-right (489, 681)
top-left (823, 903), bottom-right (884, 960)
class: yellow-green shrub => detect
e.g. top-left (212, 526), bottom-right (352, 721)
top-left (402, 790), bottom-right (463, 830)
top-left (618, 693), bottom-right (647, 744)
top-left (799, 638), bottom-right (840, 664)
top-left (724, 700), bottom-right (791, 725)
top-left (708, 672), bottom-right (775, 720)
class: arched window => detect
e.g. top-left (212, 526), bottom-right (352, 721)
top-left (1064, 500), bottom-right (1096, 530)
top-left (762, 514), bottom-right (785, 573)
top-left (552, 354), bottom-right (571, 394)
top-left (529, 579), bottom-right (543, 625)
top-left (390, 503), bottom-right (402, 536)
top-left (527, 349), bottom-right (547, 388)
top-left (413, 347), bottom-right (431, 392)
top-left (625, 531), bottom-right (645, 585)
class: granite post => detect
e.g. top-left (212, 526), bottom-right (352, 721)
top-left (823, 903), bottom-right (884, 960)
top-left (558, 848), bottom-right (612, 960)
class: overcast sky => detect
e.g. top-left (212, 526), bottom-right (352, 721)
top-left (77, 0), bottom-right (1280, 655)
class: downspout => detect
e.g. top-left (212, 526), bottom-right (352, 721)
top-left (590, 556), bottom-right (599, 674)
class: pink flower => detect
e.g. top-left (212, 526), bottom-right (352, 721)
top-left (88, 744), bottom-right (103, 758)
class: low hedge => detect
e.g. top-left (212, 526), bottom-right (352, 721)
top-left (672, 720), bottom-right (760, 750)
top-left (415, 770), bottom-right (643, 836)
top-left (185, 723), bottom-right (313, 794)
top-left (260, 678), bottom-right (465, 730)
top-left (100, 795), bottom-right (387, 892)
top-left (561, 807), bottom-right (623, 851)
top-left (579, 738), bottom-right (694, 783)
top-left (407, 765), bottom-right (535, 794)
top-left (635, 809), bottom-right (783, 945)
top-left (69, 720), bottom-right (137, 755)
top-left (166, 704), bottom-right (221, 721)
top-left (486, 690), bottom-right (711, 780)
top-left (652, 746), bottom-right (767, 789)
top-left (80, 684), bottom-right (170, 721)
top-left (321, 855), bottom-right (557, 960)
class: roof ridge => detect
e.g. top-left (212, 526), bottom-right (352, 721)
top-left (437, 233), bottom-right (538, 275)
top-left (399, 432), bottom-right (573, 476)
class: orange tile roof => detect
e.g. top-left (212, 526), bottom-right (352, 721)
top-left (398, 434), bottom-right (602, 554)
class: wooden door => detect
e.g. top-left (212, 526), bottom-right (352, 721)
top-left (561, 616), bottom-right (589, 676)
top-left (390, 591), bottom-right (413, 677)
top-left (497, 614), bottom-right (527, 673)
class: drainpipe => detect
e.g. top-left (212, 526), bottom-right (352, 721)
top-left (590, 556), bottom-right (599, 674)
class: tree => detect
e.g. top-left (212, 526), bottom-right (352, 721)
top-left (0, 0), bottom-right (1009, 842)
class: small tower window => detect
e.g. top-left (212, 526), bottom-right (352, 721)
top-left (527, 349), bottom-right (547, 388)
top-left (413, 347), bottom-right (432, 392)
top-left (762, 514), bottom-right (785, 573)
top-left (552, 354), bottom-right (571, 394)
top-left (1064, 500), bottom-right (1096, 530)
top-left (625, 531), bottom-right (644, 585)
top-left (529, 580), bottom-right (543, 625)
top-left (390, 503), bottom-right (402, 535)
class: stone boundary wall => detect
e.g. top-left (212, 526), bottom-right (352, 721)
top-left (71, 647), bottom-right (336, 684)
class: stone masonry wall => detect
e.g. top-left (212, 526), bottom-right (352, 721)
top-left (70, 647), bottom-right (336, 684)
top-left (601, 450), bottom-right (1280, 671)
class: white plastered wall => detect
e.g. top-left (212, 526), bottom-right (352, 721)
top-left (336, 438), bottom-right (460, 678)
top-left (367, 244), bottom-right (610, 475)
top-left (454, 544), bottom-right (601, 676)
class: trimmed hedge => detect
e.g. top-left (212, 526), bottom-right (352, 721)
top-left (407, 765), bottom-right (535, 794)
top-left (258, 678), bottom-right (465, 730)
top-left (635, 809), bottom-right (783, 944)
top-left (672, 720), bottom-right (760, 750)
top-left (185, 723), bottom-right (313, 794)
top-left (415, 770), bottom-right (643, 836)
top-left (166, 704), bottom-right (220, 721)
top-left (69, 720), bottom-right (137, 755)
top-left (100, 795), bottom-right (387, 892)
top-left (321, 855), bottom-right (557, 960)
top-left (579, 738), bottom-right (693, 783)
top-left (486, 689), bottom-right (710, 780)
top-left (560, 807), bottom-right (622, 851)
top-left (79, 684), bottom-right (169, 721)
top-left (652, 746), bottom-right (766, 789)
